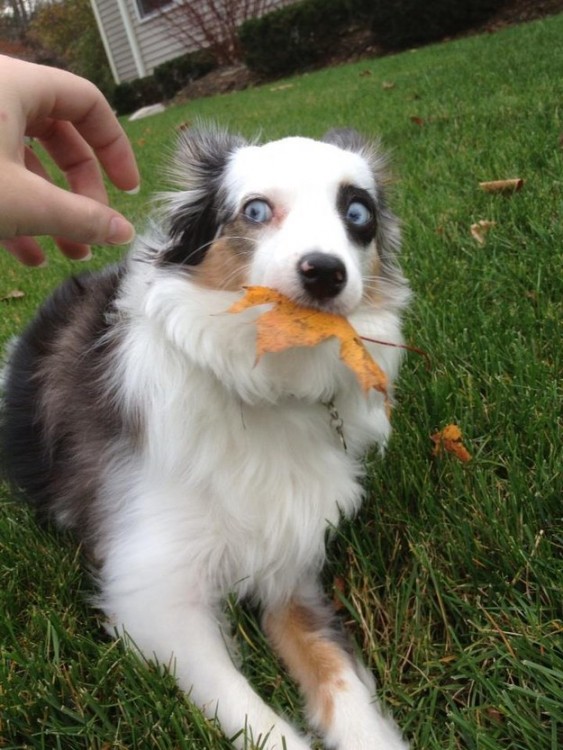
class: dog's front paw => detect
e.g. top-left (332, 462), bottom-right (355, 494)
top-left (333, 716), bottom-right (408, 750)
top-left (232, 713), bottom-right (311, 750)
top-left (318, 682), bottom-right (409, 750)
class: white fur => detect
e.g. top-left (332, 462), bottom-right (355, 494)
top-left (91, 133), bottom-right (410, 748)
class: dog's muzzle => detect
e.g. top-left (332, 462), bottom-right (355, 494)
top-left (298, 251), bottom-right (347, 300)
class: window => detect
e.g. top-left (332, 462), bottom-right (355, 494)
top-left (136, 0), bottom-right (173, 19)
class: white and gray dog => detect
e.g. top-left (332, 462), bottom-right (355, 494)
top-left (2, 126), bottom-right (411, 749)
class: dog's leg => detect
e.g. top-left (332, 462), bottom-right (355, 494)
top-left (264, 588), bottom-right (408, 750)
top-left (105, 586), bottom-right (309, 749)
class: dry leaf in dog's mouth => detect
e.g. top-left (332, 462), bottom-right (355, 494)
top-left (228, 286), bottom-right (388, 395)
top-left (431, 424), bottom-right (472, 462)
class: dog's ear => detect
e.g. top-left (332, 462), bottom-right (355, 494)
top-left (322, 127), bottom-right (369, 154)
top-left (322, 128), bottom-right (390, 187)
top-left (159, 126), bottom-right (247, 267)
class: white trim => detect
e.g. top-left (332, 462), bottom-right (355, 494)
top-left (89, 0), bottom-right (120, 83)
top-left (116, 0), bottom-right (147, 78)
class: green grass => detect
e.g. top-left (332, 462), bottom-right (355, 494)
top-left (1, 13), bottom-right (562, 749)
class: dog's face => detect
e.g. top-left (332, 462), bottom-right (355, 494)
top-left (222, 137), bottom-right (379, 315)
top-left (158, 127), bottom-right (403, 316)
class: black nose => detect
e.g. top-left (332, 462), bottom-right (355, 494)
top-left (298, 252), bottom-right (347, 300)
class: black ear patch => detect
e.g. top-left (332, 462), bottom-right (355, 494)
top-left (166, 202), bottom-right (220, 267)
top-left (159, 126), bottom-right (247, 268)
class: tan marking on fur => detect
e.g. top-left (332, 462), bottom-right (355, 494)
top-left (264, 602), bottom-right (348, 730)
top-left (190, 237), bottom-right (249, 291)
top-left (362, 251), bottom-right (385, 306)
top-left (191, 217), bottom-right (256, 291)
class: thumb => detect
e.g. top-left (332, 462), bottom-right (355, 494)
top-left (2, 171), bottom-right (135, 246)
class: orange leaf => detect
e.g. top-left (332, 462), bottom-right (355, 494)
top-left (431, 424), bottom-right (472, 462)
top-left (479, 178), bottom-right (524, 193)
top-left (228, 286), bottom-right (388, 395)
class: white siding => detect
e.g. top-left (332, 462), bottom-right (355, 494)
top-left (92, 0), bottom-right (296, 84)
top-left (91, 0), bottom-right (135, 82)
top-left (128, 0), bottom-right (188, 78)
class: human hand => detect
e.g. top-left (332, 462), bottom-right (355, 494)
top-left (0, 55), bottom-right (140, 266)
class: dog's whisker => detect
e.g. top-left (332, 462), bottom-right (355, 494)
top-left (218, 261), bottom-right (254, 291)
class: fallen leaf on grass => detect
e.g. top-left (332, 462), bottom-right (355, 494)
top-left (410, 116), bottom-right (425, 127)
top-left (332, 576), bottom-right (346, 611)
top-left (1, 289), bottom-right (25, 301)
top-left (228, 286), bottom-right (388, 395)
top-left (479, 178), bottom-right (524, 194)
top-left (470, 220), bottom-right (496, 245)
top-left (382, 80), bottom-right (395, 90)
top-left (431, 424), bottom-right (472, 462)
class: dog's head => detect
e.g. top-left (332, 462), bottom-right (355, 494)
top-left (154, 125), bottom-right (406, 316)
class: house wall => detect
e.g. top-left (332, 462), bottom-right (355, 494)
top-left (91, 0), bottom-right (295, 84)
top-left (91, 0), bottom-right (185, 82)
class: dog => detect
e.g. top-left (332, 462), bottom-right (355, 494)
top-left (2, 126), bottom-right (411, 749)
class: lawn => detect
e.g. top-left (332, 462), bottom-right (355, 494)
top-left (1, 13), bottom-right (562, 750)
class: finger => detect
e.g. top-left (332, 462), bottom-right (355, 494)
top-left (24, 132), bottom-right (107, 258)
top-left (36, 119), bottom-right (109, 205)
top-left (26, 68), bottom-right (140, 193)
top-left (7, 170), bottom-right (134, 246)
top-left (24, 142), bottom-right (51, 179)
top-left (54, 237), bottom-right (93, 261)
top-left (2, 236), bottom-right (46, 267)
top-left (2, 235), bottom-right (92, 265)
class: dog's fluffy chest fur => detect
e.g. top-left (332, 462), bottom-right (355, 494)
top-left (103, 273), bottom-right (396, 604)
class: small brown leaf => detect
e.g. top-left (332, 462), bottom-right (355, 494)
top-left (470, 220), bottom-right (496, 245)
top-left (431, 424), bottom-right (472, 462)
top-left (382, 80), bottom-right (395, 90)
top-left (479, 178), bottom-right (524, 194)
top-left (410, 116), bottom-right (425, 127)
top-left (486, 708), bottom-right (504, 724)
top-left (1, 289), bottom-right (25, 301)
top-left (332, 576), bottom-right (346, 611)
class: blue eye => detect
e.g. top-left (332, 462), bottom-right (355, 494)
top-left (243, 199), bottom-right (272, 224)
top-left (346, 200), bottom-right (372, 226)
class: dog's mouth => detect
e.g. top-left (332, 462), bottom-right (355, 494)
top-left (288, 289), bottom-right (354, 318)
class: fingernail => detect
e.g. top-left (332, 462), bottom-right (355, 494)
top-left (125, 185), bottom-right (141, 195)
top-left (107, 216), bottom-right (135, 245)
top-left (78, 250), bottom-right (93, 262)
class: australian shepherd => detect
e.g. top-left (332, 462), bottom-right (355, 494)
top-left (2, 126), bottom-right (411, 749)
